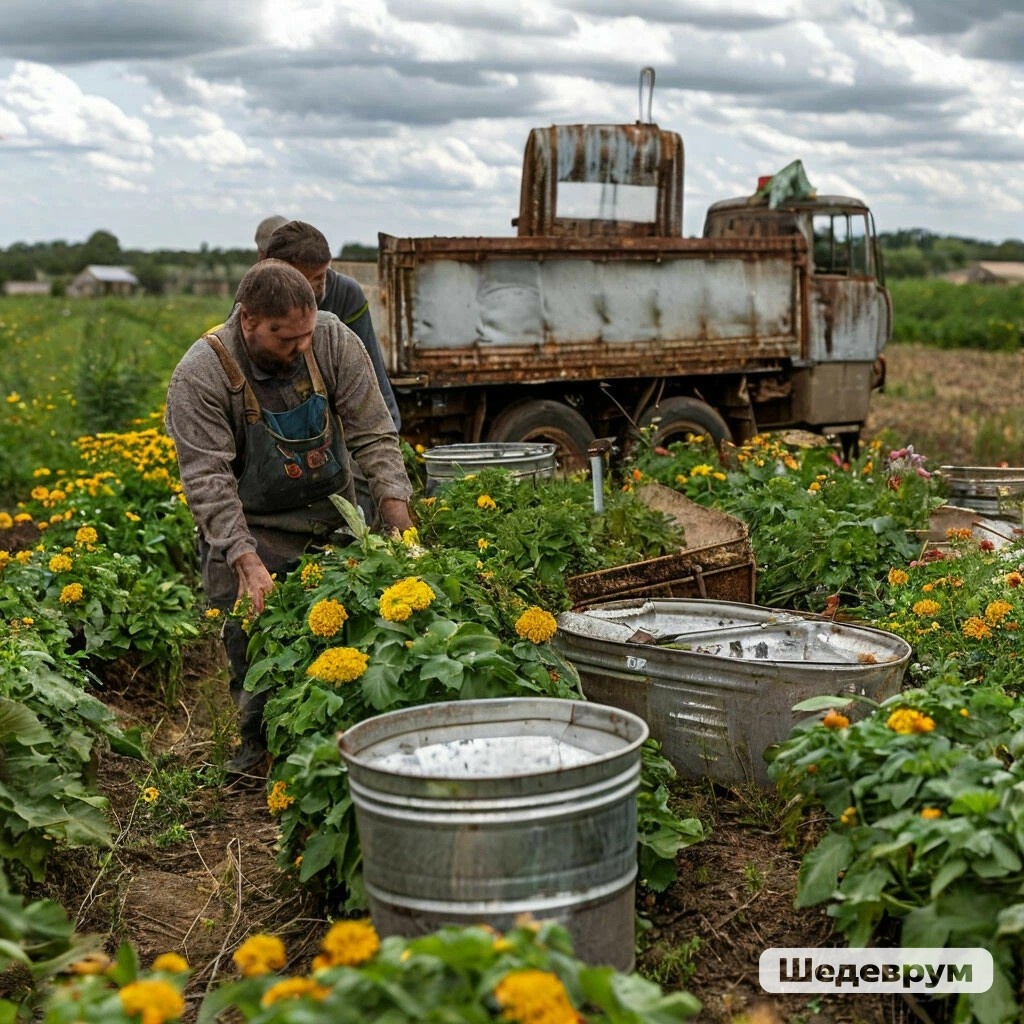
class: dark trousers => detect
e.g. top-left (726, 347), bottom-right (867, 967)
top-left (200, 528), bottom-right (311, 745)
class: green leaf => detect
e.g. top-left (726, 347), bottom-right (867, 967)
top-left (795, 830), bottom-right (853, 907)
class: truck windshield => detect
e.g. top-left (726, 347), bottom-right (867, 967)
top-left (556, 182), bottom-right (659, 223)
top-left (813, 213), bottom-right (874, 277)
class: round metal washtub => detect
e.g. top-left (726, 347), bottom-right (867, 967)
top-left (939, 465), bottom-right (1024, 519)
top-left (422, 442), bottom-right (556, 493)
top-left (339, 697), bottom-right (648, 971)
top-left (555, 599), bottom-right (912, 787)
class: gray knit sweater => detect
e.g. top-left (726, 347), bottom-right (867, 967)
top-left (165, 308), bottom-right (412, 568)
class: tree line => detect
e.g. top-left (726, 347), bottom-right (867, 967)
top-left (0, 228), bottom-right (1021, 293)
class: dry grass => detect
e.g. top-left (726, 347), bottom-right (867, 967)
top-left (865, 342), bottom-right (1024, 467)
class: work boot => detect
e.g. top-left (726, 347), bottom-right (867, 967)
top-left (225, 737), bottom-right (269, 780)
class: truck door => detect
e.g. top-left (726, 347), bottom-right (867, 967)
top-left (808, 210), bottom-right (890, 362)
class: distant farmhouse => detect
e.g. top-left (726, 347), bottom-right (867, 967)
top-left (66, 265), bottom-right (139, 298)
top-left (2, 280), bottom-right (52, 297)
top-left (942, 261), bottom-right (1024, 285)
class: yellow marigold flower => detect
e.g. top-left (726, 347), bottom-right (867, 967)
top-left (985, 600), bottom-right (1013, 625)
top-left (0, 512), bottom-right (12, 529)
top-left (36, 521), bottom-right (49, 532)
top-left (402, 526), bottom-right (419, 546)
top-left (959, 708), bottom-right (970, 717)
top-left (962, 617), bottom-right (992, 640)
top-left (807, 481), bottom-right (821, 492)
top-left (886, 708), bottom-right (936, 735)
top-left (15, 550), bottom-right (31, 564)
top-left (21, 617), bottom-right (33, 625)
top-left (308, 598), bottom-right (348, 638)
top-left (126, 510), bottom-right (141, 522)
top-left (477, 494), bottom-right (497, 510)
top-left (233, 934), bottom-right (287, 977)
top-left (378, 577), bottom-right (436, 622)
top-left (75, 525), bottom-right (98, 545)
top-left (920, 807), bottom-right (943, 820)
top-left (59, 582), bottom-right (84, 605)
top-left (887, 568), bottom-right (909, 586)
top-left (420, 496), bottom-right (436, 506)
top-left (307, 646), bottom-right (369, 684)
top-left (414, 443), bottom-right (426, 454)
top-left (478, 538), bottom-right (490, 550)
top-left (205, 607), bottom-right (221, 619)
top-left (493, 969), bottom-right (577, 1024)
top-left (945, 527), bottom-right (972, 541)
top-left (32, 467), bottom-right (51, 477)
top-left (6, 392), bottom-right (20, 403)
top-left (515, 606), bottom-right (558, 644)
top-left (261, 977), bottom-right (331, 1007)
top-left (839, 806), bottom-right (857, 825)
top-left (912, 599), bottom-right (941, 617)
top-left (713, 471), bottom-right (727, 481)
top-left (30, 486), bottom-right (49, 501)
top-left (267, 780), bottom-right (295, 814)
top-left (317, 919), bottom-right (381, 967)
top-left (142, 786), bottom-right (160, 804)
top-left (13, 513), bottom-right (31, 523)
top-left (0, 551), bottom-right (10, 569)
top-left (821, 711), bottom-right (850, 730)
top-left (152, 952), bottom-right (190, 973)
top-left (48, 489), bottom-right (66, 503)
top-left (690, 464), bottom-right (713, 477)
top-left (70, 951), bottom-right (113, 975)
top-left (300, 562), bottom-right (323, 588)
top-left (48, 553), bottom-right (73, 573)
top-left (118, 978), bottom-right (185, 1024)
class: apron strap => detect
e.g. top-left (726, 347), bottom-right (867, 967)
top-left (303, 347), bottom-right (328, 398)
top-left (204, 333), bottom-right (261, 425)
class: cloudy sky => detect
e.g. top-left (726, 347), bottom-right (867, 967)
top-left (1, 0), bottom-right (1021, 252)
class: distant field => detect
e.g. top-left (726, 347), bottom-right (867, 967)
top-left (1, 290), bottom-right (1020, 501)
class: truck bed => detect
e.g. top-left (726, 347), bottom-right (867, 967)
top-left (378, 234), bottom-right (809, 387)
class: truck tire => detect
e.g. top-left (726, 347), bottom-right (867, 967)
top-left (486, 400), bottom-right (594, 471)
top-left (638, 396), bottom-right (732, 448)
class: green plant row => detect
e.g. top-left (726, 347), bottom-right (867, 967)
top-left (889, 280), bottom-right (1023, 351)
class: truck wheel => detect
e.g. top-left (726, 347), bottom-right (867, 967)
top-left (638, 396), bottom-right (732, 448)
top-left (486, 400), bottom-right (594, 471)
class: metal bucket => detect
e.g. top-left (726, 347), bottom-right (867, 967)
top-left (339, 697), bottom-right (648, 970)
top-left (423, 442), bottom-right (556, 493)
top-left (938, 465), bottom-right (1024, 519)
top-left (556, 599), bottom-right (912, 787)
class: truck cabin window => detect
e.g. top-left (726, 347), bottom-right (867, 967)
top-left (556, 182), bottom-right (658, 224)
top-left (813, 213), bottom-right (872, 276)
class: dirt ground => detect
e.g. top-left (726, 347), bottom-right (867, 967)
top-left (38, 344), bottom-right (1015, 1022)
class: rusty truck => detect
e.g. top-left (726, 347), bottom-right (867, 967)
top-left (357, 115), bottom-right (890, 465)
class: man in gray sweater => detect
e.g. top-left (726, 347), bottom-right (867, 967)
top-left (166, 260), bottom-right (414, 776)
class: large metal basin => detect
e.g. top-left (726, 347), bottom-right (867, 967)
top-left (339, 697), bottom-right (647, 971)
top-left (555, 599), bottom-right (912, 787)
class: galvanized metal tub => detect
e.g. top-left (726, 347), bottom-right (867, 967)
top-left (339, 697), bottom-right (648, 970)
top-left (938, 465), bottom-right (1024, 519)
top-left (423, 442), bottom-right (557, 492)
top-left (555, 599), bottom-right (912, 787)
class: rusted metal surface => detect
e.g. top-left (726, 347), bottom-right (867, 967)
top-left (379, 233), bottom-right (804, 388)
top-left (517, 123), bottom-right (683, 237)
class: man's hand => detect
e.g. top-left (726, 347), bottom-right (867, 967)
top-left (233, 551), bottom-right (276, 615)
top-left (379, 497), bottom-right (414, 538)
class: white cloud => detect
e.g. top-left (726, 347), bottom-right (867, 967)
top-left (160, 128), bottom-right (265, 167)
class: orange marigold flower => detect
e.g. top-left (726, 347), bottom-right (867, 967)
top-left (886, 708), bottom-right (936, 735)
top-left (267, 780), bottom-right (295, 814)
top-left (1007, 572), bottom-right (1023, 588)
top-left (945, 527), bottom-right (972, 541)
top-left (887, 568), bottom-right (909, 586)
top-left (233, 933), bottom-right (286, 977)
top-left (118, 979), bottom-right (185, 1024)
top-left (261, 977), bottom-right (330, 1007)
top-left (920, 807), bottom-right (943, 820)
top-left (514, 606), bottom-right (558, 644)
top-left (493, 969), bottom-right (577, 1024)
top-left (912, 599), bottom-right (941, 617)
top-left (985, 600), bottom-right (1013, 625)
top-left (962, 617), bottom-right (992, 641)
top-left (477, 494), bottom-right (497, 510)
top-left (316, 919), bottom-right (381, 968)
top-left (821, 711), bottom-right (850, 730)
top-left (152, 952), bottom-right (190, 973)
